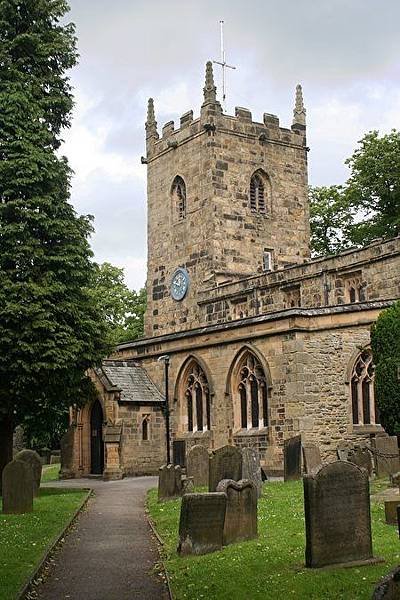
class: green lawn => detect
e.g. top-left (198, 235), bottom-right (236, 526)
top-left (41, 463), bottom-right (61, 483)
top-left (147, 480), bottom-right (400, 600)
top-left (0, 487), bottom-right (87, 600)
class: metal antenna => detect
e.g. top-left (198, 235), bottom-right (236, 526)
top-left (213, 20), bottom-right (236, 112)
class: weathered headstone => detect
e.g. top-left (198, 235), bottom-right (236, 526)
top-left (347, 447), bottom-right (373, 476)
top-left (384, 499), bottom-right (400, 525)
top-left (14, 449), bottom-right (42, 496)
top-left (177, 492), bottom-right (227, 555)
top-left (2, 459), bottom-right (33, 514)
top-left (284, 435), bottom-right (302, 481)
top-left (389, 472), bottom-right (400, 491)
top-left (304, 461), bottom-right (374, 568)
top-left (302, 443), bottom-right (322, 474)
top-left (336, 443), bottom-right (351, 462)
top-left (186, 445), bottom-right (209, 487)
top-left (181, 476), bottom-right (195, 495)
top-left (60, 428), bottom-right (75, 479)
top-left (158, 464), bottom-right (182, 501)
top-left (216, 479), bottom-right (257, 545)
top-left (242, 447), bottom-right (262, 498)
top-left (209, 445), bottom-right (242, 492)
top-left (372, 566), bottom-right (400, 600)
top-left (372, 435), bottom-right (400, 477)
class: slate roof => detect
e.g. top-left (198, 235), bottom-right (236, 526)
top-left (98, 360), bottom-right (164, 404)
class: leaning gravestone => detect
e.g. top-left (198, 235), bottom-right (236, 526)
top-left (284, 435), bottom-right (302, 481)
top-left (209, 445), bottom-right (242, 492)
top-left (216, 479), bottom-right (257, 545)
top-left (372, 435), bottom-right (400, 477)
top-left (347, 447), bottom-right (373, 476)
top-left (242, 447), bottom-right (262, 498)
top-left (302, 443), bottom-right (322, 474)
top-left (304, 461), bottom-right (375, 568)
top-left (186, 445), bottom-right (209, 487)
top-left (14, 449), bottom-right (42, 496)
top-left (158, 464), bottom-right (182, 501)
top-left (177, 492), bottom-right (227, 555)
top-left (372, 566), bottom-right (400, 600)
top-left (2, 459), bottom-right (33, 514)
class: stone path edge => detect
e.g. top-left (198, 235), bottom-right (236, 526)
top-left (145, 507), bottom-right (173, 600)
top-left (18, 487), bottom-right (93, 600)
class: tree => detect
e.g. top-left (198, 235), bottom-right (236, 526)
top-left (371, 301), bottom-right (400, 435)
top-left (0, 0), bottom-right (110, 482)
top-left (309, 185), bottom-right (353, 256)
top-left (345, 130), bottom-right (400, 246)
top-left (91, 262), bottom-right (146, 345)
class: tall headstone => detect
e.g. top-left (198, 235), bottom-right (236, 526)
top-left (177, 492), bottom-right (227, 555)
top-left (187, 445), bottom-right (209, 487)
top-left (242, 447), bottom-right (262, 498)
top-left (347, 447), bottom-right (373, 476)
top-left (209, 445), bottom-right (242, 492)
top-left (304, 461), bottom-right (374, 568)
top-left (372, 566), bottom-right (400, 600)
top-left (2, 459), bottom-right (33, 514)
top-left (158, 464), bottom-right (182, 501)
top-left (14, 449), bottom-right (42, 496)
top-left (60, 428), bottom-right (75, 479)
top-left (302, 443), bottom-right (322, 474)
top-left (216, 479), bottom-right (257, 545)
top-left (284, 435), bottom-right (302, 481)
top-left (372, 435), bottom-right (400, 477)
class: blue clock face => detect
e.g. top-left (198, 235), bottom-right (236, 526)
top-left (171, 268), bottom-right (189, 301)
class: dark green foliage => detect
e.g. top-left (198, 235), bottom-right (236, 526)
top-left (309, 130), bottom-right (400, 256)
top-left (91, 262), bottom-right (146, 345)
top-left (371, 301), bottom-right (400, 435)
top-left (0, 0), bottom-right (110, 464)
top-left (309, 185), bottom-right (353, 256)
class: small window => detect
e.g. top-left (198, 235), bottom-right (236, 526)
top-left (171, 176), bottom-right (186, 220)
top-left (249, 170), bottom-right (270, 214)
top-left (142, 415), bottom-right (150, 441)
top-left (263, 250), bottom-right (272, 272)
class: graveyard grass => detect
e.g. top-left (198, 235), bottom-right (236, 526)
top-left (148, 480), bottom-right (400, 600)
top-left (0, 487), bottom-right (87, 600)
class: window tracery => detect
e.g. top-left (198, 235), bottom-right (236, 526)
top-left (351, 349), bottom-right (379, 426)
top-left (184, 362), bottom-right (211, 432)
top-left (235, 351), bottom-right (269, 429)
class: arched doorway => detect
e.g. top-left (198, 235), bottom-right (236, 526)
top-left (90, 400), bottom-right (104, 475)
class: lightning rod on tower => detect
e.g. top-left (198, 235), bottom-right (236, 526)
top-left (213, 20), bottom-right (236, 112)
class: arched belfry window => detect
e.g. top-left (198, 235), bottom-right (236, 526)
top-left (350, 349), bottom-right (379, 426)
top-left (233, 350), bottom-right (269, 430)
top-left (249, 170), bottom-right (269, 214)
top-left (171, 176), bottom-right (186, 221)
top-left (183, 361), bottom-right (211, 432)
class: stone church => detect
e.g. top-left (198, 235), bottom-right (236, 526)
top-left (62, 62), bottom-right (400, 480)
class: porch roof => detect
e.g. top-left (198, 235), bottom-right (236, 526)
top-left (98, 360), bottom-right (164, 404)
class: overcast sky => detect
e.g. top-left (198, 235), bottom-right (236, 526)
top-left (64, 0), bottom-right (400, 290)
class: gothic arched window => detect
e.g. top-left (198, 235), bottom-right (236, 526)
top-left (142, 415), bottom-right (150, 441)
top-left (171, 176), bottom-right (186, 221)
top-left (350, 349), bottom-right (379, 425)
top-left (184, 362), bottom-right (211, 432)
top-left (235, 351), bottom-right (269, 430)
top-left (249, 171), bottom-right (269, 214)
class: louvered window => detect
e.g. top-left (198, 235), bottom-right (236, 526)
top-left (250, 173), bottom-right (266, 214)
top-left (171, 176), bottom-right (186, 220)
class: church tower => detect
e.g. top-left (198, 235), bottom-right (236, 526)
top-left (144, 63), bottom-right (310, 337)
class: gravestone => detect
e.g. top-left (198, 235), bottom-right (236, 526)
top-left (216, 479), bottom-right (257, 545)
top-left (186, 445), bottom-right (209, 487)
top-left (303, 461), bottom-right (374, 568)
top-left (284, 435), bottom-right (302, 481)
top-left (181, 476), bottom-right (195, 495)
top-left (302, 443), bottom-right (322, 474)
top-left (336, 443), bottom-right (351, 462)
top-left (347, 447), bottom-right (373, 476)
top-left (173, 440), bottom-right (186, 468)
top-left (209, 445), bottom-right (242, 492)
top-left (384, 499), bottom-right (400, 525)
top-left (242, 447), bottom-right (262, 498)
top-left (14, 449), bottom-right (42, 496)
top-left (372, 566), bottom-right (400, 600)
top-left (389, 472), bottom-right (400, 490)
top-left (158, 464), bottom-right (182, 501)
top-left (177, 492), bottom-right (227, 555)
top-left (60, 428), bottom-right (75, 479)
top-left (2, 459), bottom-right (33, 514)
top-left (372, 435), bottom-right (400, 477)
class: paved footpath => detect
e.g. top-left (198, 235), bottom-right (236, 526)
top-left (35, 476), bottom-right (169, 600)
